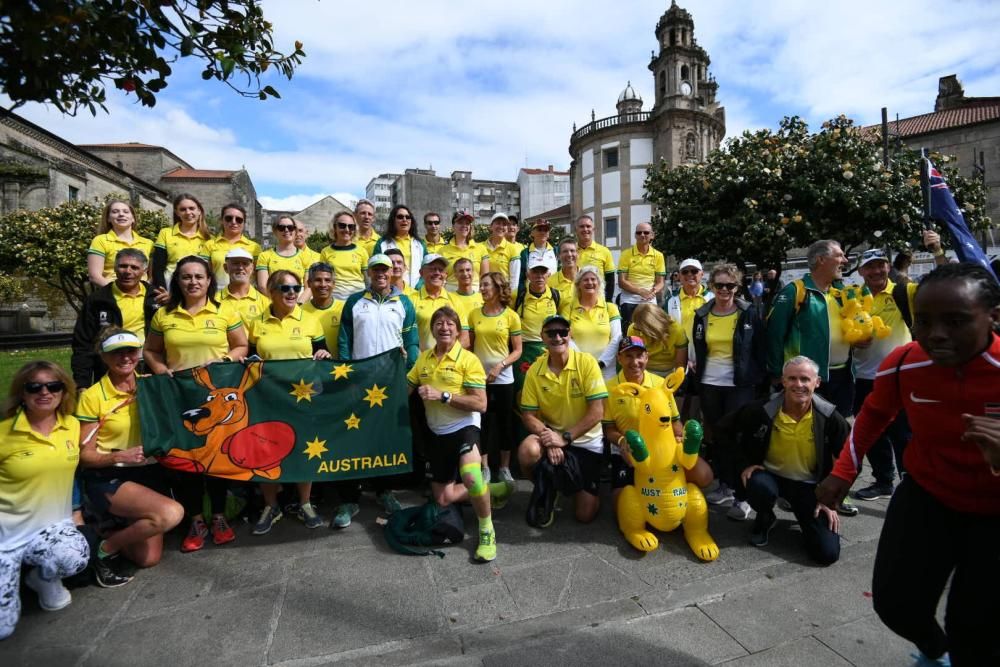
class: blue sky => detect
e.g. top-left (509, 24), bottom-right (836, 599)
top-left (8, 0), bottom-right (1000, 211)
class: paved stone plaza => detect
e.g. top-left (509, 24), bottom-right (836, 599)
top-left (0, 473), bottom-right (919, 666)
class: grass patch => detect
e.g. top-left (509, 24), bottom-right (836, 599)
top-left (0, 346), bottom-right (72, 392)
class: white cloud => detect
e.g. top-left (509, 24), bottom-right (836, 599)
top-left (259, 192), bottom-right (361, 212)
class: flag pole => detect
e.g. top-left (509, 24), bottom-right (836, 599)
top-left (919, 147), bottom-right (932, 231)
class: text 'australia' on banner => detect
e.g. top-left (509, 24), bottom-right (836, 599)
top-left (139, 349), bottom-right (412, 482)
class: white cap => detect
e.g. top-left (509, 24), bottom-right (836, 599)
top-left (225, 248), bottom-right (254, 261)
top-left (101, 332), bottom-right (142, 352)
top-left (678, 258), bottom-right (703, 271)
top-left (490, 212), bottom-right (509, 223)
top-left (422, 253), bottom-right (448, 267)
top-left (528, 257), bottom-right (550, 270)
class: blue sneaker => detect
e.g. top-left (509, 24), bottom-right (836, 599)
top-left (252, 505), bottom-right (282, 535)
top-left (297, 502), bottom-right (324, 529)
top-left (911, 652), bottom-right (950, 666)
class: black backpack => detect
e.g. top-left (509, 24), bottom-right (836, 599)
top-left (384, 502), bottom-right (465, 557)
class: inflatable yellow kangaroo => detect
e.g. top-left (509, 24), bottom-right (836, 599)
top-left (614, 367), bottom-right (719, 561)
top-left (835, 285), bottom-right (891, 344)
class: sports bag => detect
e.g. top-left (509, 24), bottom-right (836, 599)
top-left (384, 502), bottom-right (464, 557)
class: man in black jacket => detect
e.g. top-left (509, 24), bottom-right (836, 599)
top-left (71, 248), bottom-right (158, 388)
top-left (718, 355), bottom-right (849, 565)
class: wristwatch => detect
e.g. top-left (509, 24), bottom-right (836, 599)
top-left (562, 431), bottom-right (573, 445)
top-left (440, 391), bottom-right (452, 404)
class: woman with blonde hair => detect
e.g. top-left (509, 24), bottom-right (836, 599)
top-left (320, 211), bottom-right (369, 300)
top-left (562, 265), bottom-right (622, 381)
top-left (205, 203), bottom-right (261, 288)
top-left (0, 361), bottom-right (89, 639)
top-left (256, 216), bottom-right (313, 302)
top-left (88, 199), bottom-right (154, 286)
top-left (152, 193), bottom-right (211, 291)
top-left (627, 302), bottom-right (688, 377)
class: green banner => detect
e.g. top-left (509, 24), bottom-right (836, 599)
top-left (139, 350), bottom-right (412, 482)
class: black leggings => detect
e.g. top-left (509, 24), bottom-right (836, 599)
top-left (483, 383), bottom-right (515, 464)
top-left (872, 475), bottom-right (1000, 665)
top-left (166, 469), bottom-right (228, 518)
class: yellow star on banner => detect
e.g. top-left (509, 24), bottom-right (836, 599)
top-left (290, 379), bottom-right (317, 403)
top-left (330, 364), bottom-right (354, 380)
top-left (303, 436), bottom-right (329, 460)
top-left (363, 384), bottom-right (388, 408)
top-left (344, 413), bottom-right (361, 430)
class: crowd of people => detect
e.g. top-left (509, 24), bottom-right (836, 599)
top-left (2, 193), bottom-right (999, 665)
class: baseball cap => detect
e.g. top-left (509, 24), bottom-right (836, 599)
top-left (859, 248), bottom-right (889, 267)
top-left (367, 253), bottom-right (392, 269)
top-left (421, 253), bottom-right (448, 267)
top-left (490, 212), bottom-right (509, 224)
top-left (225, 248), bottom-right (254, 261)
top-left (679, 258), bottom-right (703, 272)
top-left (101, 332), bottom-right (142, 352)
top-left (531, 219), bottom-right (551, 230)
top-left (618, 336), bottom-right (647, 353)
top-left (527, 257), bottom-right (551, 271)
top-left (455, 210), bottom-right (475, 223)
top-left (542, 314), bottom-right (570, 329)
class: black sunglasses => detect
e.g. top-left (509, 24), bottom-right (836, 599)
top-left (680, 268), bottom-right (700, 275)
top-left (713, 283), bottom-right (738, 291)
top-left (425, 220), bottom-right (440, 225)
top-left (636, 230), bottom-right (652, 236)
top-left (395, 213), bottom-right (413, 220)
top-left (276, 284), bottom-right (303, 294)
top-left (336, 222), bottom-right (357, 231)
top-left (223, 215), bottom-right (245, 223)
top-left (544, 328), bottom-right (569, 339)
top-left (25, 381), bottom-right (66, 394)
top-left (275, 224), bottom-right (295, 232)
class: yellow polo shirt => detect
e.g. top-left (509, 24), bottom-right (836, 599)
top-left (577, 241), bottom-right (615, 277)
top-left (320, 244), bottom-right (369, 300)
top-left (412, 287), bottom-right (469, 351)
top-left (303, 300), bottom-right (345, 357)
top-left (255, 248), bottom-right (311, 282)
top-left (356, 233), bottom-right (380, 257)
top-left (299, 246), bottom-right (322, 271)
top-left (618, 245), bottom-right (666, 302)
top-left (677, 286), bottom-right (710, 341)
top-left (547, 271), bottom-right (576, 306)
top-left (149, 301), bottom-right (243, 370)
top-left (441, 240), bottom-right (490, 292)
top-left (425, 238), bottom-right (447, 255)
top-left (485, 238), bottom-right (517, 280)
top-left (219, 287), bottom-right (270, 328)
top-left (468, 306), bottom-right (521, 385)
top-left (603, 371), bottom-right (678, 445)
top-left (76, 375), bottom-right (140, 454)
top-left (764, 409), bottom-right (817, 482)
top-left (628, 322), bottom-right (688, 374)
top-left (562, 301), bottom-right (621, 361)
top-left (406, 342), bottom-right (487, 435)
top-left (154, 224), bottom-right (209, 279)
top-left (112, 282), bottom-right (147, 343)
top-left (517, 288), bottom-right (559, 342)
top-left (452, 291), bottom-right (484, 321)
top-left (520, 349), bottom-right (608, 452)
top-left (247, 306), bottom-right (324, 360)
top-left (88, 231), bottom-right (154, 280)
top-left (205, 235), bottom-right (262, 286)
top-left (0, 411), bottom-right (80, 550)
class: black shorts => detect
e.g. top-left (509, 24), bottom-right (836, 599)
top-left (563, 446), bottom-right (604, 496)
top-left (610, 454), bottom-right (635, 489)
top-left (428, 425), bottom-right (482, 484)
top-left (80, 465), bottom-right (168, 523)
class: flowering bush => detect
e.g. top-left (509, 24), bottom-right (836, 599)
top-left (0, 196), bottom-right (169, 312)
top-left (645, 115), bottom-right (990, 274)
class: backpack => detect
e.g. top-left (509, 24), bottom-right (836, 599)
top-left (514, 286), bottom-right (560, 315)
top-left (384, 502), bottom-right (465, 557)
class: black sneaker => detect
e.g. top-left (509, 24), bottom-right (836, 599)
top-left (837, 501), bottom-right (860, 517)
top-left (749, 510), bottom-right (777, 547)
top-left (92, 554), bottom-right (135, 588)
top-left (852, 483), bottom-right (893, 501)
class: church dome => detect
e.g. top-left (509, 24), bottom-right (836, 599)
top-left (618, 81), bottom-right (642, 103)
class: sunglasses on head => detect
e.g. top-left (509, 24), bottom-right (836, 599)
top-left (713, 282), bottom-right (738, 291)
top-left (680, 268), bottom-right (700, 275)
top-left (275, 224), bottom-right (295, 232)
top-left (276, 284), bottom-right (303, 294)
top-left (544, 328), bottom-right (569, 339)
top-left (25, 381), bottom-right (65, 394)
top-left (223, 215), bottom-right (244, 223)
top-left (336, 222), bottom-right (357, 231)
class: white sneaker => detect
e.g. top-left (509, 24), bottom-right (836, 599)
top-left (25, 567), bottom-right (71, 611)
top-left (498, 467), bottom-right (515, 484)
top-left (726, 500), bottom-right (752, 521)
top-left (482, 466), bottom-right (491, 484)
top-left (704, 483), bottom-right (735, 505)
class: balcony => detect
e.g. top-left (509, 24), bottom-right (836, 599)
top-left (571, 111), bottom-right (652, 144)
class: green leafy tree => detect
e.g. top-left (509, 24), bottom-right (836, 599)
top-left (0, 0), bottom-right (305, 115)
top-left (645, 115), bottom-right (990, 275)
top-left (0, 196), bottom-right (169, 313)
top-left (306, 230), bottom-right (328, 252)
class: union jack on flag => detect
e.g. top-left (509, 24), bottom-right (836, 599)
top-left (926, 160), bottom-right (998, 282)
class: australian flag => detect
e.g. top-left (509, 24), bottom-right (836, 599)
top-left (925, 159), bottom-right (998, 282)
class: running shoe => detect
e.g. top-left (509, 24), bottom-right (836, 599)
top-left (726, 500), bottom-right (753, 521)
top-left (911, 652), bottom-right (951, 666)
top-left (211, 515), bottom-right (237, 544)
top-left (704, 483), bottom-right (735, 506)
top-left (252, 506), bottom-right (283, 535)
top-left (490, 481), bottom-right (514, 510)
top-left (498, 467), bottom-right (515, 484)
top-left (181, 518), bottom-right (209, 553)
top-left (776, 497), bottom-right (793, 511)
top-left (92, 554), bottom-right (134, 588)
top-left (852, 483), bottom-right (893, 501)
top-left (837, 501), bottom-right (860, 517)
top-left (378, 491), bottom-right (402, 515)
top-left (749, 510), bottom-right (778, 547)
top-left (297, 502), bottom-right (324, 529)
top-left (25, 568), bottom-right (72, 611)
top-left (330, 503), bottom-right (360, 529)
top-left (474, 528), bottom-right (497, 562)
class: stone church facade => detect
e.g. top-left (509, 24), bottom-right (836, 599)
top-left (569, 1), bottom-right (724, 250)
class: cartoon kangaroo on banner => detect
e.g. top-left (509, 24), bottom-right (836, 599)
top-left (158, 362), bottom-right (297, 481)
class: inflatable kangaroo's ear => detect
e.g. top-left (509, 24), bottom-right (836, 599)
top-left (239, 361), bottom-right (264, 393)
top-left (613, 382), bottom-right (643, 398)
top-left (191, 367), bottom-right (215, 391)
top-left (664, 367), bottom-right (685, 393)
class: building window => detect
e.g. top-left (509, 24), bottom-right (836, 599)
top-left (604, 216), bottom-right (619, 245)
top-left (68, 186), bottom-right (79, 201)
top-left (604, 147), bottom-right (619, 169)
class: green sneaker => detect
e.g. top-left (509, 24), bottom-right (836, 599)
top-left (489, 481), bottom-right (514, 510)
top-left (378, 491), bottom-right (402, 515)
top-left (330, 503), bottom-right (360, 529)
top-left (474, 528), bottom-right (497, 562)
